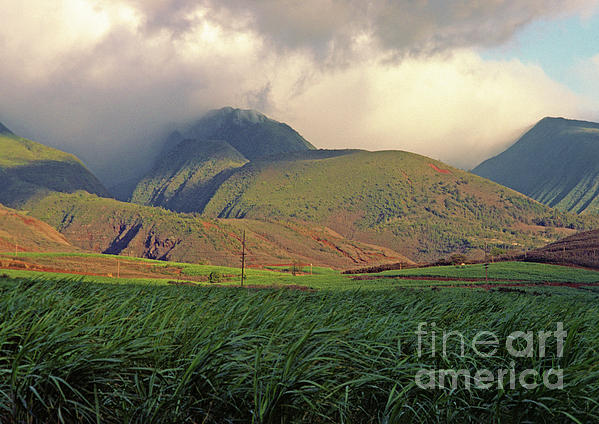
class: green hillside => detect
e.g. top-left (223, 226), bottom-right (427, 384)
top-left (23, 191), bottom-right (410, 268)
top-left (131, 140), bottom-right (248, 211)
top-left (0, 124), bottom-right (109, 207)
top-left (473, 117), bottom-right (599, 214)
top-left (199, 149), bottom-right (599, 261)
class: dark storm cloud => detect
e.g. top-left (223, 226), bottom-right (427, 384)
top-left (124, 0), bottom-right (593, 56)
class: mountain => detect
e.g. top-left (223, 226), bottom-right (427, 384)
top-left (0, 123), bottom-right (110, 207)
top-left (473, 117), bottom-right (599, 214)
top-left (524, 228), bottom-right (599, 269)
top-left (130, 107), bottom-right (315, 205)
top-left (24, 192), bottom-right (411, 268)
top-left (198, 149), bottom-right (598, 261)
top-left (131, 109), bottom-right (599, 261)
top-left (0, 122), bottom-right (13, 135)
top-left (0, 203), bottom-right (76, 253)
top-left (178, 107), bottom-right (315, 160)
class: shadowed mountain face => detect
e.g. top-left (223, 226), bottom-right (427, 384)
top-left (131, 140), bottom-right (249, 211)
top-left (0, 122), bottom-right (13, 135)
top-left (182, 107), bottom-right (315, 160)
top-left (0, 124), bottom-right (109, 207)
top-left (473, 117), bottom-right (599, 214)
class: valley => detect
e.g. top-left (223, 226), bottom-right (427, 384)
top-left (2, 109), bottom-right (599, 423)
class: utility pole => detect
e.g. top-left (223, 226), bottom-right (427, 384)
top-left (240, 230), bottom-right (246, 287)
top-left (117, 258), bottom-right (120, 279)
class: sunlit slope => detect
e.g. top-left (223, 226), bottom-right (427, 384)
top-left (201, 149), bottom-right (598, 260)
top-left (473, 117), bottom-right (599, 214)
top-left (0, 203), bottom-right (76, 253)
top-left (0, 123), bottom-right (109, 207)
top-left (24, 192), bottom-right (411, 268)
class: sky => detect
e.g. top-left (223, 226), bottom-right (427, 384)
top-left (1, 0), bottom-right (599, 186)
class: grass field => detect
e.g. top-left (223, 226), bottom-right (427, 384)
top-left (2, 259), bottom-right (599, 422)
top-left (2, 254), bottom-right (599, 290)
top-left (1, 276), bottom-right (598, 423)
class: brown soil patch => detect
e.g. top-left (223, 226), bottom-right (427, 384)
top-left (351, 274), bottom-right (526, 282)
top-left (428, 163), bottom-right (451, 174)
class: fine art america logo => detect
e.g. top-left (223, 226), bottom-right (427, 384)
top-left (414, 322), bottom-right (566, 390)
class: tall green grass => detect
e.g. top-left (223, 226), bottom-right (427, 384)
top-left (1, 279), bottom-right (598, 423)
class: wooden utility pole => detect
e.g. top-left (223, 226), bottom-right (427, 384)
top-left (240, 230), bottom-right (246, 287)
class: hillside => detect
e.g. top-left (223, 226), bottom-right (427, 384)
top-left (524, 228), bottom-right (599, 269)
top-left (473, 117), bottom-right (599, 214)
top-left (24, 192), bottom-right (411, 268)
top-left (0, 123), bottom-right (109, 207)
top-left (198, 149), bottom-right (599, 261)
top-left (0, 203), bottom-right (76, 253)
top-left (131, 140), bottom-right (248, 210)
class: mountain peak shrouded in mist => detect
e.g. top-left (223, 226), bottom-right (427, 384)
top-left (473, 116), bottom-right (599, 214)
top-left (0, 122), bottom-right (13, 135)
top-left (177, 107), bottom-right (316, 160)
top-left (128, 107), bottom-right (317, 205)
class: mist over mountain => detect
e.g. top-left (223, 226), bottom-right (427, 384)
top-left (126, 110), bottom-right (599, 261)
top-left (181, 107), bottom-right (315, 160)
top-left (473, 117), bottom-right (599, 214)
top-left (129, 107), bottom-right (316, 204)
top-left (2, 111), bottom-right (598, 264)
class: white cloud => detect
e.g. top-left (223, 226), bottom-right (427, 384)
top-left (269, 51), bottom-right (586, 169)
top-left (0, 0), bottom-right (596, 184)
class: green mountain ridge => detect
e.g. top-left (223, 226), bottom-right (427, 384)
top-left (473, 117), bottom-right (599, 214)
top-left (0, 126), bottom-right (110, 207)
top-left (5, 112), bottom-right (599, 265)
top-left (199, 148), bottom-right (599, 260)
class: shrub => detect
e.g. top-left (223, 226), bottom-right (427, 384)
top-left (209, 271), bottom-right (222, 283)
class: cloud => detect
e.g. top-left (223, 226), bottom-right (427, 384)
top-left (272, 51), bottom-right (588, 169)
top-left (571, 54), bottom-right (599, 115)
top-left (118, 0), bottom-right (599, 57)
top-left (0, 0), bottom-right (596, 185)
